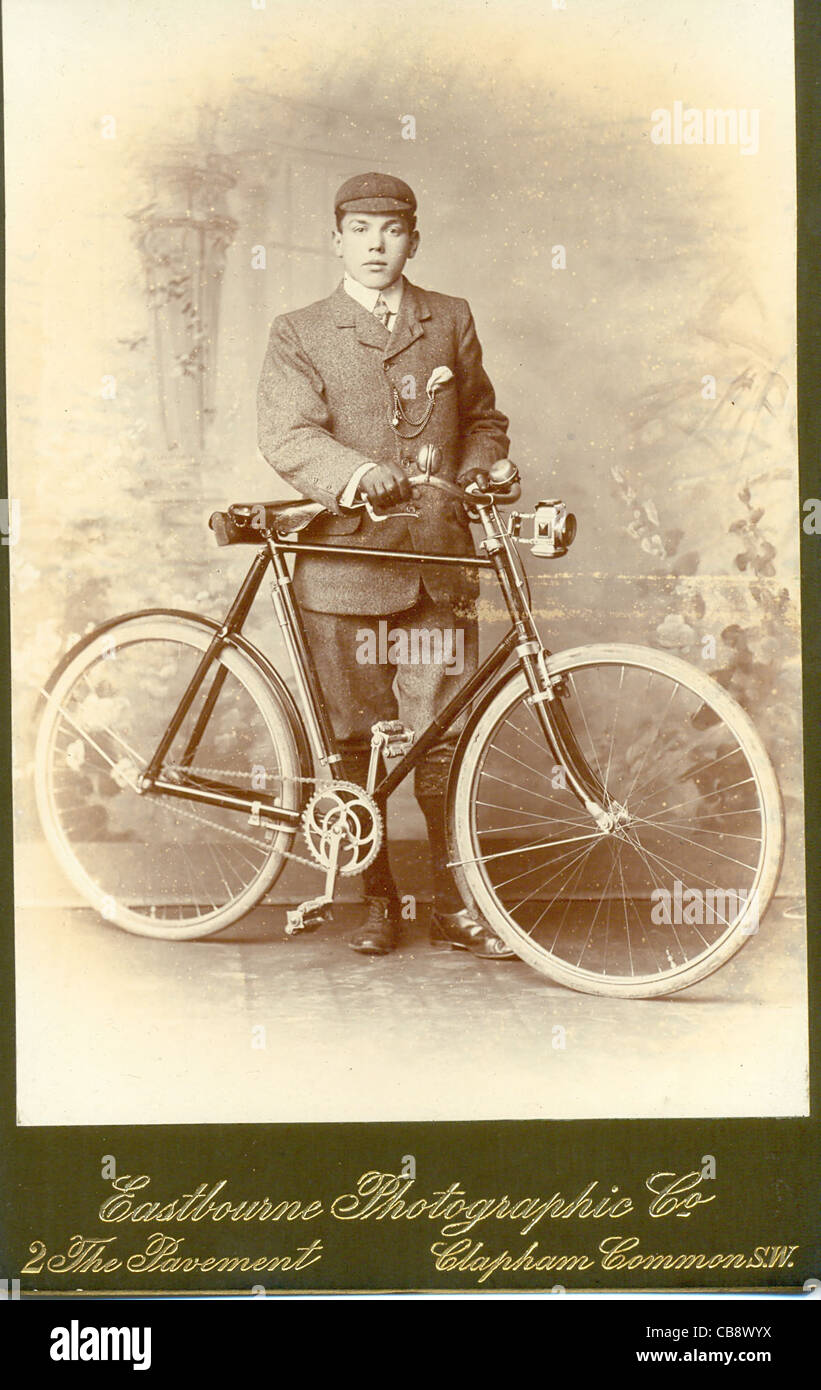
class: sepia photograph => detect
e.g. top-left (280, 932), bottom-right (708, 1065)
top-left (3, 0), bottom-right (808, 1129)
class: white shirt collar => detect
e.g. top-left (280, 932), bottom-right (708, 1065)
top-left (343, 272), bottom-right (405, 315)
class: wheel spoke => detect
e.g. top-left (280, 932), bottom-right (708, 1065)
top-left (614, 850), bottom-right (635, 975)
top-left (474, 800), bottom-right (589, 832)
top-left (617, 826), bottom-right (698, 957)
top-left (39, 690), bottom-right (130, 778)
top-left (180, 841), bottom-right (214, 916)
top-left (602, 663), bottom-right (627, 794)
top-left (487, 737), bottom-right (580, 792)
top-left (627, 815), bottom-right (759, 875)
top-left (566, 672), bottom-right (609, 787)
top-left (37, 626), bottom-right (300, 938)
top-left (207, 842), bottom-right (235, 900)
top-left (502, 832), bottom-right (607, 899)
top-left (477, 768), bottom-right (593, 821)
top-left (629, 746), bottom-right (749, 812)
top-left (621, 675), bottom-right (678, 803)
top-left (540, 846), bottom-right (597, 948)
top-left (631, 776), bottom-right (757, 822)
top-left (618, 831), bottom-right (743, 931)
top-left (563, 847), bottom-right (621, 961)
top-left (454, 652), bottom-right (779, 996)
top-left (633, 814), bottom-right (762, 843)
top-left (450, 828), bottom-right (603, 870)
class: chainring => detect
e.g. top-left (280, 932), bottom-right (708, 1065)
top-left (301, 781), bottom-right (383, 875)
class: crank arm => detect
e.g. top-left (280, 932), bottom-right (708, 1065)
top-left (285, 822), bottom-right (343, 935)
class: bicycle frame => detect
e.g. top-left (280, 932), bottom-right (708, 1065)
top-left (138, 497), bottom-right (610, 831)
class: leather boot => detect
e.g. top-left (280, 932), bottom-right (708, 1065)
top-left (348, 896), bottom-right (402, 955)
top-left (430, 907), bottom-right (517, 960)
top-left (340, 742), bottom-right (401, 951)
top-left (417, 792), bottom-right (516, 959)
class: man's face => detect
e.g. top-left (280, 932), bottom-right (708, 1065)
top-left (332, 213), bottom-right (419, 290)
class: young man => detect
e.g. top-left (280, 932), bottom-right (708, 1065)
top-left (257, 172), bottom-right (514, 958)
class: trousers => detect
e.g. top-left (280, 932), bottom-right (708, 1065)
top-left (300, 586), bottom-right (479, 909)
top-left (300, 585), bottom-right (478, 800)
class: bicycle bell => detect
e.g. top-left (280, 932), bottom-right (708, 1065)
top-left (488, 458), bottom-right (519, 487)
top-left (532, 499), bottom-right (577, 557)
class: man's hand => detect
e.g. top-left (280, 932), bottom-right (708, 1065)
top-left (360, 462), bottom-right (413, 513)
top-left (457, 467), bottom-right (490, 492)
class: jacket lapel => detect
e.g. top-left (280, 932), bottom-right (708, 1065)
top-left (383, 280), bottom-right (431, 363)
top-left (328, 279), bottom-right (432, 360)
top-left (329, 280), bottom-right (389, 350)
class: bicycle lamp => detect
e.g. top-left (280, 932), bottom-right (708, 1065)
top-left (531, 499), bottom-right (577, 557)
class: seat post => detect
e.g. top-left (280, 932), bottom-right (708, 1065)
top-left (267, 539), bottom-right (342, 772)
top-left (218, 547), bottom-right (272, 635)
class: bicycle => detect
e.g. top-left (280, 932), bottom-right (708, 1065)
top-left (34, 459), bottom-right (784, 998)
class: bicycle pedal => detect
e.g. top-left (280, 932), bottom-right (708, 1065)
top-left (371, 720), bottom-right (415, 757)
top-left (285, 900), bottom-right (332, 936)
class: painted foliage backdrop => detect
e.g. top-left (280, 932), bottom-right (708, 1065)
top-left (5, 0), bottom-right (802, 885)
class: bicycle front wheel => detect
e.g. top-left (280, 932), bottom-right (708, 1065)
top-left (448, 644), bottom-right (784, 997)
top-left (35, 614), bottom-right (306, 939)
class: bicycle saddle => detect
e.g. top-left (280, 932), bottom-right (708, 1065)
top-left (209, 499), bottom-right (326, 545)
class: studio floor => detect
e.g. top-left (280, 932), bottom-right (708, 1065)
top-left (14, 892), bottom-right (808, 1125)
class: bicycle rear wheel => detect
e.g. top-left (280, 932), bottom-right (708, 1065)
top-left (448, 644), bottom-right (784, 997)
top-left (35, 613), bottom-right (306, 939)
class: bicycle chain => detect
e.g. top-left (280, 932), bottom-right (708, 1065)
top-left (163, 769), bottom-right (387, 874)
top-left (150, 779), bottom-right (326, 873)
top-left (165, 764), bottom-right (318, 785)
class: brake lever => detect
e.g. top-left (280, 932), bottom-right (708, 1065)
top-left (355, 467), bottom-right (444, 521)
top-left (360, 496), bottom-right (420, 523)
top-left (352, 471), bottom-right (519, 522)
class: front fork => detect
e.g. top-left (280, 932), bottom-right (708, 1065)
top-left (481, 513), bottom-right (616, 832)
top-left (523, 655), bottom-right (617, 832)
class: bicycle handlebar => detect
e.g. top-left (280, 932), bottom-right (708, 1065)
top-left (355, 469), bottom-right (521, 522)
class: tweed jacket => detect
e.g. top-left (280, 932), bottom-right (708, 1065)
top-left (256, 278), bottom-right (510, 615)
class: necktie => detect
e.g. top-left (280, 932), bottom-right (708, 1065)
top-left (373, 294), bottom-right (391, 329)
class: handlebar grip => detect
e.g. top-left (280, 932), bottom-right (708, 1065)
top-left (355, 469), bottom-right (521, 515)
top-left (492, 480), bottom-right (522, 504)
top-left (464, 479), bottom-right (521, 506)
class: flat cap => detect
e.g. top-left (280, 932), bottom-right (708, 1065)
top-left (334, 172), bottom-right (417, 217)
